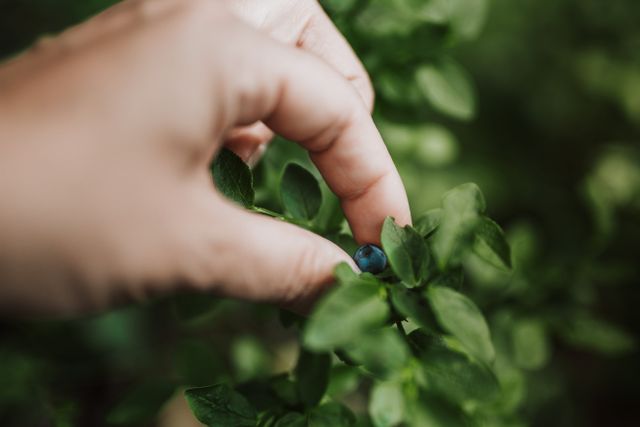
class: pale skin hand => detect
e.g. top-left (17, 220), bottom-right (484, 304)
top-left (0, 0), bottom-right (411, 316)
top-left (221, 0), bottom-right (375, 163)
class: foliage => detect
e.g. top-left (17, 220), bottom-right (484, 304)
top-left (190, 150), bottom-right (513, 426)
top-left (1, 0), bottom-right (639, 426)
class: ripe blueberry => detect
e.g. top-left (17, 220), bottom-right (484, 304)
top-left (353, 244), bottom-right (387, 274)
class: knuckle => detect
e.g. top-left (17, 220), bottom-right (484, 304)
top-left (171, 0), bottom-right (228, 27)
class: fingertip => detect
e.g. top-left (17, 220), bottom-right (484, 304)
top-left (342, 170), bottom-right (412, 245)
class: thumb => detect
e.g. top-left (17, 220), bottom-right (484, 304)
top-left (192, 197), bottom-right (356, 313)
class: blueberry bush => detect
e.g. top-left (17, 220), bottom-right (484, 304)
top-left (187, 147), bottom-right (512, 427)
top-left (1, 0), bottom-right (639, 426)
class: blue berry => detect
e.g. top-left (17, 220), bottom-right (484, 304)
top-left (353, 244), bottom-right (387, 274)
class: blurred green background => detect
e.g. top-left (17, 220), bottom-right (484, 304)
top-left (1, 0), bottom-right (639, 426)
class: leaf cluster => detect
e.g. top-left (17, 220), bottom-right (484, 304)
top-left (189, 148), bottom-right (513, 427)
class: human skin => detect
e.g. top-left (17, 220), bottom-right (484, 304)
top-left (0, 0), bottom-right (411, 317)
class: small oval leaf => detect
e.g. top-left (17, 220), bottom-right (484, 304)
top-left (281, 163), bottom-right (322, 221)
top-left (426, 286), bottom-right (495, 365)
top-left (212, 149), bottom-right (254, 208)
top-left (473, 216), bottom-right (512, 270)
top-left (416, 59), bottom-right (476, 121)
top-left (381, 217), bottom-right (431, 287)
top-left (184, 384), bottom-right (257, 427)
top-left (303, 279), bottom-right (389, 351)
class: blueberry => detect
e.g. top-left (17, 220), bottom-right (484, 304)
top-left (353, 244), bottom-right (387, 274)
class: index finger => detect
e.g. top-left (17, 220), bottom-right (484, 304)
top-left (218, 22), bottom-right (411, 243)
top-left (223, 0), bottom-right (375, 110)
top-left (294, 0), bottom-right (375, 110)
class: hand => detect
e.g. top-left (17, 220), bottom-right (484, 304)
top-left (0, 0), bottom-right (411, 316)
top-left (221, 0), bottom-right (374, 164)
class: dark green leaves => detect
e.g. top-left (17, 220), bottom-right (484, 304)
top-left (426, 286), bottom-right (495, 365)
top-left (344, 328), bottom-right (409, 378)
top-left (419, 344), bottom-right (499, 403)
top-left (107, 380), bottom-right (175, 425)
top-left (273, 403), bottom-right (355, 427)
top-left (274, 412), bottom-right (307, 427)
top-left (184, 384), bottom-right (257, 427)
top-left (180, 181), bottom-right (508, 427)
top-left (281, 163), bottom-right (322, 221)
top-left (431, 183), bottom-right (486, 269)
top-left (426, 183), bottom-right (512, 273)
top-left (381, 217), bottom-right (431, 287)
top-left (414, 208), bottom-right (442, 237)
top-left (472, 216), bottom-right (512, 270)
top-left (405, 393), bottom-right (469, 427)
top-left (308, 402), bottom-right (356, 426)
top-left (212, 148), bottom-right (254, 208)
top-left (303, 276), bottom-right (389, 351)
top-left (390, 287), bottom-right (437, 331)
top-left (295, 350), bottom-right (332, 407)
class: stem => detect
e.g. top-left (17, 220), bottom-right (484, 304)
top-left (250, 206), bottom-right (321, 233)
top-left (395, 320), bottom-right (407, 338)
top-left (250, 206), bottom-right (283, 218)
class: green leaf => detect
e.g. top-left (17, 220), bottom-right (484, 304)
top-left (405, 392), bottom-right (469, 427)
top-left (235, 380), bottom-right (283, 413)
top-left (418, 0), bottom-right (489, 40)
top-left (419, 343), bottom-right (499, 404)
top-left (431, 183), bottom-right (485, 269)
top-left (321, 0), bottom-right (357, 14)
top-left (212, 148), bottom-right (254, 208)
top-left (448, 0), bottom-right (490, 40)
top-left (268, 375), bottom-right (299, 407)
top-left (406, 329), bottom-right (441, 355)
top-left (329, 233), bottom-right (359, 255)
top-left (231, 336), bottom-right (270, 382)
top-left (416, 59), bottom-right (476, 121)
top-left (107, 379), bottom-right (175, 425)
top-left (414, 208), bottom-right (442, 237)
top-left (512, 318), bottom-right (550, 370)
top-left (257, 410), bottom-right (281, 427)
top-left (355, 0), bottom-right (419, 37)
top-left (295, 349), bottom-right (332, 407)
top-left (185, 384), bottom-right (257, 427)
top-left (309, 402), bottom-right (356, 426)
top-left (441, 183), bottom-right (486, 213)
top-left (381, 217), bottom-right (431, 287)
top-left (334, 261), bottom-right (359, 284)
top-left (315, 183), bottom-right (346, 233)
top-left (390, 287), bottom-right (437, 331)
top-left (473, 216), bottom-right (512, 270)
top-left (327, 365), bottom-right (361, 399)
top-left (426, 286), bottom-right (495, 365)
top-left (558, 312), bottom-right (636, 356)
top-left (303, 278), bottom-right (389, 351)
top-left (345, 328), bottom-right (410, 379)
top-left (281, 163), bottom-right (322, 221)
top-left (275, 412), bottom-right (307, 427)
top-left (369, 381), bottom-right (404, 427)
top-left (428, 269), bottom-right (464, 289)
